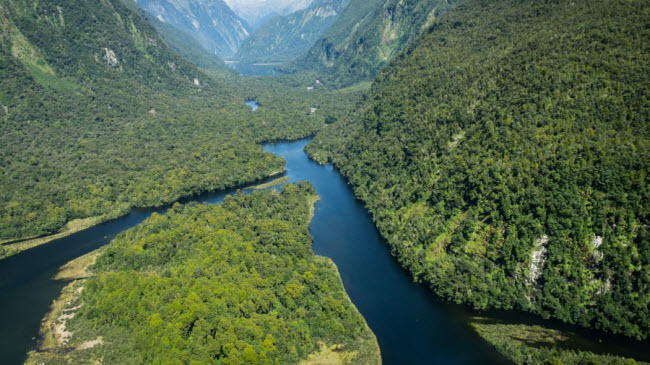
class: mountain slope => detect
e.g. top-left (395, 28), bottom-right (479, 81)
top-left (118, 0), bottom-right (230, 72)
top-left (233, 0), bottom-right (349, 64)
top-left (286, 0), bottom-right (457, 86)
top-left (134, 0), bottom-right (249, 58)
top-left (146, 13), bottom-right (232, 72)
top-left (307, 0), bottom-right (650, 340)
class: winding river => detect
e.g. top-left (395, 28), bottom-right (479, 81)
top-left (1, 136), bottom-right (648, 364)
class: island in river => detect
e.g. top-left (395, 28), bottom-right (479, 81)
top-left (25, 183), bottom-right (380, 364)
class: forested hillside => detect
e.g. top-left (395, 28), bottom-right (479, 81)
top-left (0, 0), bottom-right (347, 257)
top-left (286, 0), bottom-right (457, 86)
top-left (307, 0), bottom-right (650, 340)
top-left (26, 184), bottom-right (380, 364)
top-left (233, 0), bottom-right (349, 64)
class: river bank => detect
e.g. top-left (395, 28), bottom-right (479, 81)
top-left (0, 217), bottom-right (106, 260)
top-left (0, 168), bottom-right (288, 262)
top-left (25, 249), bottom-right (105, 365)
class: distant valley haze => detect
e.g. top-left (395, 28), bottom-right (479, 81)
top-left (223, 0), bottom-right (314, 28)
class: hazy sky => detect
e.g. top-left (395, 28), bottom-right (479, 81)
top-left (223, 0), bottom-right (313, 27)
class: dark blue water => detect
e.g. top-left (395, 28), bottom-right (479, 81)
top-left (1, 138), bottom-right (648, 364)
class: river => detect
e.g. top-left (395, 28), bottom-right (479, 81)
top-left (1, 137), bottom-right (648, 364)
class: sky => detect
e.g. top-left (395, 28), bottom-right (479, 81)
top-left (223, 0), bottom-right (313, 27)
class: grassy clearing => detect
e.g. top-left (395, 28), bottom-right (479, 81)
top-left (54, 248), bottom-right (104, 280)
top-left (249, 176), bottom-right (290, 190)
top-left (470, 317), bottom-right (645, 365)
top-left (300, 342), bottom-right (362, 365)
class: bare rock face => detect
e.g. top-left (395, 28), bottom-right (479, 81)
top-left (103, 48), bottom-right (119, 67)
top-left (592, 235), bottom-right (604, 262)
top-left (528, 235), bottom-right (549, 285)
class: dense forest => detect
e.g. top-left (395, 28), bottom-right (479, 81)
top-left (26, 184), bottom-right (379, 364)
top-left (307, 0), bottom-right (650, 340)
top-left (285, 0), bottom-right (458, 87)
top-left (0, 0), bottom-right (363, 257)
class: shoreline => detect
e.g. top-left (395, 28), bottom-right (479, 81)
top-left (248, 175), bottom-right (289, 190)
top-left (25, 248), bottom-right (105, 364)
top-left (0, 216), bottom-right (107, 259)
top-left (310, 254), bottom-right (382, 364)
top-left (307, 194), bottom-right (382, 364)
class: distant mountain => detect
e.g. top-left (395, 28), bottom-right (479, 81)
top-left (116, 0), bottom-right (230, 73)
top-left (287, 0), bottom-right (457, 86)
top-left (135, 0), bottom-right (250, 58)
top-left (224, 0), bottom-right (313, 29)
top-left (233, 0), bottom-right (349, 64)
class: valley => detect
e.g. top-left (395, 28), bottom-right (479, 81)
top-left (1, 0), bottom-right (648, 364)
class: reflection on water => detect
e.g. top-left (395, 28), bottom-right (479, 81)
top-left (245, 100), bottom-right (260, 111)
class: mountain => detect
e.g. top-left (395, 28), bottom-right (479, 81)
top-left (286, 0), bottom-right (457, 86)
top-left (224, 0), bottom-right (313, 29)
top-left (233, 0), bottom-right (349, 64)
top-left (307, 0), bottom-right (650, 344)
top-left (134, 0), bottom-right (250, 58)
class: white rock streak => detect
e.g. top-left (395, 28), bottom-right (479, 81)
top-left (528, 235), bottom-right (548, 284)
